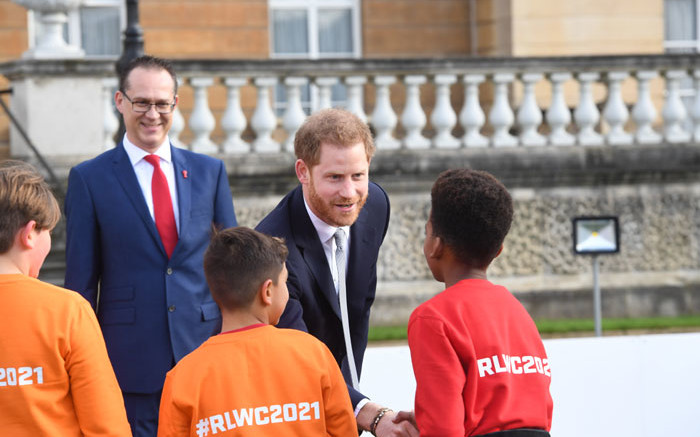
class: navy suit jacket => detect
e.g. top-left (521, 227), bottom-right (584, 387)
top-left (64, 143), bottom-right (237, 393)
top-left (256, 182), bottom-right (390, 407)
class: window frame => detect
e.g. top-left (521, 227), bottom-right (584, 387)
top-left (664, 0), bottom-right (700, 53)
top-left (268, 0), bottom-right (362, 60)
top-left (268, 0), bottom-right (362, 114)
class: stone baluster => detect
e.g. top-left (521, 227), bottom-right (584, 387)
top-left (371, 75), bottom-right (400, 149)
top-left (574, 72), bottom-right (603, 146)
top-left (490, 73), bottom-right (518, 147)
top-left (516, 73), bottom-right (546, 147)
top-left (431, 74), bottom-right (461, 148)
top-left (221, 77), bottom-right (249, 154)
top-left (316, 77), bottom-right (338, 110)
top-left (282, 77), bottom-right (308, 152)
top-left (102, 78), bottom-right (118, 150)
top-left (692, 70), bottom-right (700, 142)
top-left (631, 71), bottom-right (661, 144)
top-left (546, 72), bottom-right (575, 146)
top-left (460, 74), bottom-right (488, 147)
top-left (251, 77), bottom-right (280, 153)
top-left (345, 76), bottom-right (368, 123)
top-left (188, 77), bottom-right (218, 153)
top-left (662, 70), bottom-right (690, 143)
top-left (169, 78), bottom-right (186, 149)
top-left (401, 75), bottom-right (430, 149)
top-left (602, 72), bottom-right (632, 145)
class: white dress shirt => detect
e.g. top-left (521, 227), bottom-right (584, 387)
top-left (122, 135), bottom-right (181, 233)
top-left (303, 198), bottom-right (350, 296)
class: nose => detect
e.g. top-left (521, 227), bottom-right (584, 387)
top-left (144, 104), bottom-right (160, 117)
top-left (338, 178), bottom-right (355, 199)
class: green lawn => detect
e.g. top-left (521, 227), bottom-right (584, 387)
top-left (368, 315), bottom-right (700, 342)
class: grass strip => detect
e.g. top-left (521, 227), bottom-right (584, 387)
top-left (368, 315), bottom-right (700, 342)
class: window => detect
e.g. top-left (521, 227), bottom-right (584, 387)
top-left (664, 0), bottom-right (699, 53)
top-left (269, 0), bottom-right (361, 114)
top-left (664, 0), bottom-right (698, 126)
top-left (28, 0), bottom-right (123, 57)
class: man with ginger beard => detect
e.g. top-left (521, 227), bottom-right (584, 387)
top-left (257, 109), bottom-right (418, 437)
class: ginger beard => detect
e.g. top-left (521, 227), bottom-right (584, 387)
top-left (306, 171), bottom-right (368, 227)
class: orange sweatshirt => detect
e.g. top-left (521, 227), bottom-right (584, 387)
top-left (0, 274), bottom-right (130, 436)
top-left (158, 324), bottom-right (356, 437)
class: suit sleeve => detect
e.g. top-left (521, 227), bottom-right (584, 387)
top-left (212, 160), bottom-right (237, 229)
top-left (408, 313), bottom-right (467, 437)
top-left (64, 167), bottom-right (101, 309)
top-left (276, 258), bottom-right (309, 332)
top-left (68, 298), bottom-right (131, 436)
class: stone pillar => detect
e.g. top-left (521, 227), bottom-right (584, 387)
top-left (7, 59), bottom-right (112, 159)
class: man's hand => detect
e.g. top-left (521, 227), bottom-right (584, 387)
top-left (392, 410), bottom-right (417, 428)
top-left (357, 402), bottom-right (419, 437)
top-left (375, 409), bottom-right (419, 437)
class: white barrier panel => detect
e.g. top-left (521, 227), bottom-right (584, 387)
top-left (361, 332), bottom-right (700, 437)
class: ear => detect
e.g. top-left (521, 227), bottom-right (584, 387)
top-left (494, 244), bottom-right (504, 259)
top-left (17, 221), bottom-right (38, 250)
top-left (426, 235), bottom-right (444, 260)
top-left (173, 94), bottom-right (179, 108)
top-left (259, 279), bottom-right (274, 306)
top-left (115, 90), bottom-right (126, 115)
top-left (295, 159), bottom-right (310, 184)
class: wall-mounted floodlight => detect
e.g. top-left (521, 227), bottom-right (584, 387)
top-left (572, 216), bottom-right (620, 337)
top-left (573, 216), bottom-right (620, 255)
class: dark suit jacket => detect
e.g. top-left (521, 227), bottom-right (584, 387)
top-left (256, 182), bottom-right (390, 407)
top-left (64, 143), bottom-right (237, 393)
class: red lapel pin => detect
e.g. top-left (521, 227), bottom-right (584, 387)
top-left (182, 170), bottom-right (188, 179)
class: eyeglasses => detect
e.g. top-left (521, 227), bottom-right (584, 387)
top-left (121, 91), bottom-right (176, 114)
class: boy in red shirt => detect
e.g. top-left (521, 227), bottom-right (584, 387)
top-left (407, 169), bottom-right (553, 437)
top-left (157, 227), bottom-right (356, 437)
top-left (0, 160), bottom-right (130, 436)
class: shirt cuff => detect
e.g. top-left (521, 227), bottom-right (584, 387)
top-left (354, 398), bottom-right (370, 417)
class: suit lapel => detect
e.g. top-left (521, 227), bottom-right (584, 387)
top-left (171, 145), bottom-right (190, 261)
top-left (112, 143), bottom-right (164, 254)
top-left (289, 188), bottom-right (342, 318)
top-left (347, 206), bottom-right (376, 302)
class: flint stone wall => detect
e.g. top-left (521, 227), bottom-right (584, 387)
top-left (227, 144), bottom-right (700, 326)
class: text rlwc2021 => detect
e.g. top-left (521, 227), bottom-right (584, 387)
top-left (477, 354), bottom-right (551, 378)
top-left (0, 366), bottom-right (44, 386)
top-left (194, 401), bottom-right (321, 436)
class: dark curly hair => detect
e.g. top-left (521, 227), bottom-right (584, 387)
top-left (430, 169), bottom-right (513, 268)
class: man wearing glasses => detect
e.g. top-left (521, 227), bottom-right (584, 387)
top-left (64, 55), bottom-right (237, 437)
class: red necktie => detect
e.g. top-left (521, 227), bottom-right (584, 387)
top-left (144, 154), bottom-right (178, 258)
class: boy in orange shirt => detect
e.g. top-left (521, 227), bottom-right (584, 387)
top-left (407, 169), bottom-right (552, 437)
top-left (0, 160), bottom-right (130, 436)
top-left (157, 227), bottom-right (356, 437)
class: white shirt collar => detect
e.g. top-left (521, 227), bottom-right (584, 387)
top-left (303, 196), bottom-right (350, 245)
top-left (122, 134), bottom-right (172, 166)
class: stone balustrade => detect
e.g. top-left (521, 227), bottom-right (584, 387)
top-left (3, 54), bottom-right (700, 162)
top-left (158, 54), bottom-right (700, 153)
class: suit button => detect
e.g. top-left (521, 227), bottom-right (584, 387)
top-left (168, 305), bottom-right (176, 312)
top-left (167, 268), bottom-right (173, 275)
